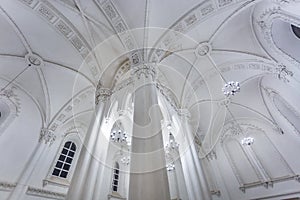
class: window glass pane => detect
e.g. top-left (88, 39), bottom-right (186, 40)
top-left (71, 143), bottom-right (76, 151)
top-left (59, 155), bottom-right (66, 161)
top-left (66, 157), bottom-right (73, 164)
top-left (55, 161), bottom-right (63, 168)
top-left (52, 168), bottom-right (60, 176)
top-left (112, 162), bottom-right (119, 192)
top-left (60, 170), bottom-right (68, 178)
top-left (64, 142), bottom-right (71, 148)
top-left (63, 164), bottom-right (70, 171)
top-left (68, 151), bottom-right (75, 157)
top-left (292, 24), bottom-right (300, 39)
top-left (62, 148), bottom-right (68, 155)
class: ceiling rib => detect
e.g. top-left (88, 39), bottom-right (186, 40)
top-left (0, 5), bottom-right (32, 53)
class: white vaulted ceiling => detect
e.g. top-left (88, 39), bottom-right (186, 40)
top-left (0, 0), bottom-right (300, 199)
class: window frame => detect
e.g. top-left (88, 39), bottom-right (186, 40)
top-left (111, 162), bottom-right (120, 192)
top-left (43, 132), bottom-right (81, 187)
top-left (51, 141), bottom-right (76, 179)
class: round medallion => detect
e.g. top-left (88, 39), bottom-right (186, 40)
top-left (25, 54), bottom-right (43, 66)
top-left (195, 42), bottom-right (211, 57)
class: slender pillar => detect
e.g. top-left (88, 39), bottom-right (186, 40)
top-left (129, 64), bottom-right (170, 200)
top-left (166, 133), bottom-right (188, 200)
top-left (8, 129), bottom-right (56, 200)
top-left (174, 158), bottom-right (189, 200)
top-left (66, 85), bottom-right (111, 200)
top-left (180, 145), bottom-right (198, 200)
top-left (178, 109), bottom-right (211, 200)
top-left (91, 110), bottom-right (113, 200)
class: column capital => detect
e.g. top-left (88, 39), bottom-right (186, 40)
top-left (177, 109), bottom-right (191, 119)
top-left (95, 82), bottom-right (111, 105)
top-left (276, 64), bottom-right (293, 83)
top-left (39, 128), bottom-right (56, 145)
top-left (131, 63), bottom-right (157, 81)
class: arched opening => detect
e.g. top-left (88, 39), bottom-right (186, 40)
top-left (52, 141), bottom-right (77, 179)
top-left (273, 93), bottom-right (300, 133)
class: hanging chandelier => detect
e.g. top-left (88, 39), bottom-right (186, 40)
top-left (166, 163), bottom-right (175, 171)
top-left (110, 129), bottom-right (131, 145)
top-left (165, 139), bottom-right (179, 150)
top-left (165, 133), bottom-right (179, 156)
top-left (120, 156), bottom-right (130, 165)
top-left (241, 137), bottom-right (254, 146)
top-left (222, 81), bottom-right (240, 96)
top-left (165, 133), bottom-right (179, 150)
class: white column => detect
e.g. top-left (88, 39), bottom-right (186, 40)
top-left (66, 86), bottom-right (111, 200)
top-left (174, 158), bottom-right (189, 200)
top-left (129, 64), bottom-right (170, 200)
top-left (180, 145), bottom-right (198, 200)
top-left (92, 118), bottom-right (114, 199)
top-left (166, 133), bottom-right (188, 200)
top-left (178, 109), bottom-right (211, 200)
top-left (8, 129), bottom-right (56, 200)
top-left (209, 156), bottom-right (231, 199)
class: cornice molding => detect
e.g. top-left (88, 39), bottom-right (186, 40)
top-left (0, 181), bottom-right (16, 191)
top-left (26, 186), bottom-right (66, 200)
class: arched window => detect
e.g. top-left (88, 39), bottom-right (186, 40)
top-left (112, 162), bottom-right (120, 192)
top-left (0, 93), bottom-right (19, 135)
top-left (273, 93), bottom-right (300, 133)
top-left (291, 24), bottom-right (300, 39)
top-left (52, 141), bottom-right (76, 178)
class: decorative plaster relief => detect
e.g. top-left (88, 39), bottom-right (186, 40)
top-left (25, 53), bottom-right (43, 67)
top-left (95, 0), bottom-right (142, 66)
top-left (275, 64), bottom-right (293, 82)
top-left (113, 61), bottom-right (130, 86)
top-left (18, 0), bottom-right (100, 79)
top-left (131, 64), bottom-right (157, 80)
top-left (39, 128), bottom-right (56, 145)
top-left (112, 77), bottom-right (133, 93)
top-left (48, 87), bottom-right (94, 133)
top-left (26, 186), bottom-right (66, 200)
top-left (0, 181), bottom-right (16, 191)
top-left (253, 0), bottom-right (300, 68)
top-left (153, 0), bottom-right (248, 61)
top-left (95, 87), bottom-right (111, 105)
top-left (195, 42), bottom-right (212, 57)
